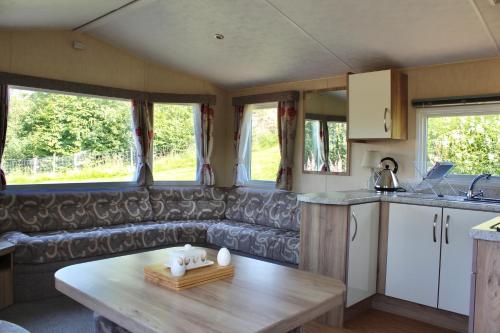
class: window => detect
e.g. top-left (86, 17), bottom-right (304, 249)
top-left (303, 116), bottom-right (347, 173)
top-left (153, 103), bottom-right (197, 182)
top-left (417, 104), bottom-right (500, 177)
top-left (3, 87), bottom-right (135, 185)
top-left (327, 121), bottom-right (348, 172)
top-left (248, 102), bottom-right (281, 183)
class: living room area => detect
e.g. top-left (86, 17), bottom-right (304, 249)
top-left (1, 1), bottom-right (500, 333)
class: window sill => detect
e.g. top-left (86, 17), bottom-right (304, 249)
top-left (152, 181), bottom-right (200, 186)
top-left (244, 180), bottom-right (276, 189)
top-left (5, 181), bottom-right (140, 191)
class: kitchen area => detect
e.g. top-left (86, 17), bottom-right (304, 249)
top-left (299, 69), bottom-right (500, 332)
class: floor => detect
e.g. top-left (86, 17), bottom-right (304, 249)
top-left (0, 297), bottom-right (457, 333)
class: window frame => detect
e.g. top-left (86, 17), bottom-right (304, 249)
top-left (245, 101), bottom-right (280, 188)
top-left (152, 102), bottom-right (200, 186)
top-left (416, 103), bottom-right (500, 184)
top-left (5, 85), bottom-right (138, 190)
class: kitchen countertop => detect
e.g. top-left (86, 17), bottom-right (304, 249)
top-left (297, 190), bottom-right (500, 213)
top-left (470, 216), bottom-right (500, 242)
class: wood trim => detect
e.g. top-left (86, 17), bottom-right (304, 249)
top-left (390, 70), bottom-right (408, 140)
top-left (473, 240), bottom-right (500, 333)
top-left (305, 114), bottom-right (347, 122)
top-left (299, 203), bottom-right (349, 327)
top-left (0, 251), bottom-right (13, 309)
top-left (344, 295), bottom-right (373, 322)
top-left (377, 202), bottom-right (390, 294)
top-left (148, 92), bottom-right (216, 104)
top-left (0, 71), bottom-right (216, 104)
top-left (231, 90), bottom-right (299, 106)
top-left (302, 85), bottom-right (351, 176)
top-left (371, 294), bottom-right (468, 333)
top-left (469, 239), bottom-right (478, 333)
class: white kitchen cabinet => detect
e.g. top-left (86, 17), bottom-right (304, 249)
top-left (346, 202), bottom-right (380, 307)
top-left (438, 208), bottom-right (498, 315)
top-left (385, 203), bottom-right (442, 307)
top-left (348, 69), bottom-right (407, 140)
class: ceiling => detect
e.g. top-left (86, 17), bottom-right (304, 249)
top-left (2, 0), bottom-right (500, 89)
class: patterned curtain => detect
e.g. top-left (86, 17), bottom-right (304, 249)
top-left (132, 99), bottom-right (154, 186)
top-left (195, 103), bottom-right (215, 185)
top-left (233, 105), bottom-right (250, 186)
top-left (320, 120), bottom-right (330, 172)
top-left (0, 85), bottom-right (8, 190)
top-left (276, 100), bottom-right (298, 190)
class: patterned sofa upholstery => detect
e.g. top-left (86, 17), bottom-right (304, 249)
top-left (207, 188), bottom-right (301, 265)
top-left (0, 186), bottom-right (300, 302)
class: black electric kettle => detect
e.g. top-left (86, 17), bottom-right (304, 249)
top-left (374, 157), bottom-right (404, 192)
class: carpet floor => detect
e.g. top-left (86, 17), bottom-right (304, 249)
top-left (0, 296), bottom-right (94, 333)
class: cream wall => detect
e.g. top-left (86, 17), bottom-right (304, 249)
top-left (227, 56), bottom-right (500, 193)
top-left (0, 30), bottom-right (232, 186)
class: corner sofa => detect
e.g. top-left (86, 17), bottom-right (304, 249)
top-left (0, 186), bottom-right (300, 302)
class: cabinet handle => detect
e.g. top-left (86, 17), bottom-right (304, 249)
top-left (445, 215), bottom-right (450, 244)
top-left (384, 107), bottom-right (389, 133)
top-left (433, 213), bottom-right (438, 243)
top-left (351, 211), bottom-right (358, 242)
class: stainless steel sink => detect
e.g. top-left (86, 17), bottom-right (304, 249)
top-left (463, 197), bottom-right (500, 204)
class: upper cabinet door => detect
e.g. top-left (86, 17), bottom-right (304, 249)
top-left (347, 202), bottom-right (380, 307)
top-left (348, 69), bottom-right (407, 140)
top-left (386, 203), bottom-right (442, 307)
top-left (438, 209), bottom-right (499, 315)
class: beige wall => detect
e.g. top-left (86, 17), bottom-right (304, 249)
top-left (3, 30), bottom-right (500, 191)
top-left (228, 57), bottom-right (500, 193)
top-left (0, 30), bottom-right (232, 186)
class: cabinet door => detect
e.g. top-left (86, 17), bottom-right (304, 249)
top-left (348, 70), bottom-right (391, 139)
top-left (439, 209), bottom-right (498, 315)
top-left (347, 202), bottom-right (380, 307)
top-left (386, 203), bottom-right (442, 307)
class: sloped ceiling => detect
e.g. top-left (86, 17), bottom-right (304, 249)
top-left (2, 0), bottom-right (500, 89)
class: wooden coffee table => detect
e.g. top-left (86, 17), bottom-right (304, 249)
top-left (55, 248), bottom-right (345, 333)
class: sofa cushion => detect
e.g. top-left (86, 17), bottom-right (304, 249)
top-left (0, 188), bottom-right (153, 233)
top-left (225, 188), bottom-right (300, 231)
top-left (2, 220), bottom-right (219, 264)
top-left (207, 220), bottom-right (300, 265)
top-left (148, 186), bottom-right (227, 221)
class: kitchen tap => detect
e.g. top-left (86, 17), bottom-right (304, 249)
top-left (466, 173), bottom-right (491, 200)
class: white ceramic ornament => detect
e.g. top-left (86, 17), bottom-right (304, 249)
top-left (217, 247), bottom-right (231, 267)
top-left (170, 256), bottom-right (186, 277)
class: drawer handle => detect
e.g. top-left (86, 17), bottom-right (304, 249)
top-left (433, 213), bottom-right (438, 243)
top-left (445, 215), bottom-right (450, 244)
top-left (351, 211), bottom-right (358, 242)
top-left (384, 107), bottom-right (389, 133)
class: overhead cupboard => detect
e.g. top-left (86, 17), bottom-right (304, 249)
top-left (348, 69), bottom-right (408, 140)
top-left (385, 203), bottom-right (498, 315)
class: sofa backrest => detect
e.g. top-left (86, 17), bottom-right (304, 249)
top-left (225, 187), bottom-right (300, 231)
top-left (148, 186), bottom-right (227, 221)
top-left (0, 187), bottom-right (153, 233)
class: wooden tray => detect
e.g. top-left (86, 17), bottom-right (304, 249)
top-left (144, 262), bottom-right (234, 291)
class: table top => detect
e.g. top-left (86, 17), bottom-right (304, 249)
top-left (55, 248), bottom-right (345, 333)
top-left (0, 241), bottom-right (15, 257)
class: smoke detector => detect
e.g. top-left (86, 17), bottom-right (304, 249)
top-left (72, 40), bottom-right (86, 50)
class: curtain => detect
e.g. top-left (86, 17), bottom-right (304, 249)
top-left (319, 120), bottom-right (330, 172)
top-left (194, 103), bottom-right (215, 185)
top-left (0, 85), bottom-right (8, 190)
top-left (132, 99), bottom-right (154, 186)
top-left (233, 105), bottom-right (251, 186)
top-left (276, 100), bottom-right (298, 190)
